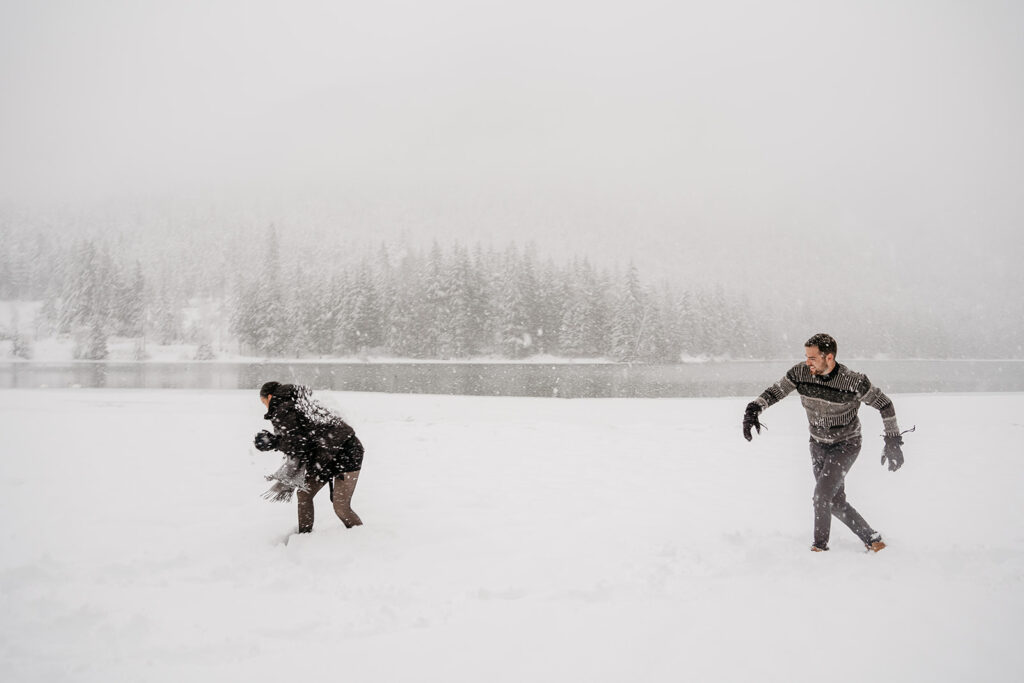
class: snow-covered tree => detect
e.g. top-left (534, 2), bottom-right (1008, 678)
top-left (384, 249), bottom-right (425, 357)
top-left (335, 260), bottom-right (384, 355)
top-left (609, 264), bottom-right (647, 362)
top-left (560, 258), bottom-right (609, 358)
top-left (150, 285), bottom-right (183, 346)
top-left (113, 261), bottom-right (146, 338)
top-left (496, 245), bottom-right (540, 358)
top-left (240, 225), bottom-right (290, 356)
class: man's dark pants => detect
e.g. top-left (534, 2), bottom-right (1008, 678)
top-left (810, 437), bottom-right (875, 547)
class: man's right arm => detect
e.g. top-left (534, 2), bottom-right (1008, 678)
top-left (743, 367), bottom-right (799, 441)
top-left (753, 367), bottom-right (800, 411)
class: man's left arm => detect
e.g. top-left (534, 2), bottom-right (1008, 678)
top-left (858, 376), bottom-right (904, 471)
top-left (860, 379), bottom-right (900, 436)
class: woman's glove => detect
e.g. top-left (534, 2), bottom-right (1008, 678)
top-left (254, 430), bottom-right (279, 452)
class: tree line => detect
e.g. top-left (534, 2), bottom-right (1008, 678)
top-left (231, 228), bottom-right (761, 361)
top-left (1, 226), bottom-right (766, 361)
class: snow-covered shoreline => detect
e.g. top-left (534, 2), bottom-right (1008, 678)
top-left (2, 389), bottom-right (1022, 682)
top-left (3, 332), bottom-right (1023, 365)
top-left (5, 357), bottom-right (1024, 397)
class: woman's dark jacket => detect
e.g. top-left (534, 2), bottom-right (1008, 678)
top-left (263, 384), bottom-right (363, 481)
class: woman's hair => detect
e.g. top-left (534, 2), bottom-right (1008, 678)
top-left (259, 381), bottom-right (282, 398)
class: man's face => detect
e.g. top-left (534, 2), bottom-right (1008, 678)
top-left (260, 394), bottom-right (271, 409)
top-left (804, 346), bottom-right (835, 375)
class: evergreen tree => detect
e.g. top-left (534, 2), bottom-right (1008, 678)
top-left (560, 258), bottom-right (608, 357)
top-left (29, 234), bottom-right (58, 299)
top-left (36, 292), bottom-right (59, 339)
top-left (418, 243), bottom-right (477, 359)
top-left (0, 246), bottom-right (12, 300)
top-left (114, 262), bottom-right (146, 337)
top-left (416, 242), bottom-right (453, 357)
top-left (58, 240), bottom-right (99, 334)
top-left (677, 289), bottom-right (702, 358)
top-left (150, 285), bottom-right (183, 345)
top-left (302, 274), bottom-right (339, 356)
top-left (468, 243), bottom-right (494, 354)
top-left (6, 304), bottom-right (33, 359)
top-left (336, 260), bottom-right (384, 354)
top-left (653, 285), bottom-right (684, 363)
top-left (497, 244), bottom-right (540, 358)
top-left (384, 249), bottom-right (424, 357)
top-left (609, 264), bottom-right (646, 362)
top-left (11, 332), bottom-right (34, 360)
top-left (285, 265), bottom-right (311, 357)
top-left (639, 299), bottom-right (666, 362)
top-left (251, 226), bottom-right (289, 356)
top-left (59, 239), bottom-right (113, 356)
top-left (74, 314), bottom-right (108, 360)
top-left (229, 276), bottom-right (259, 351)
top-left (373, 244), bottom-right (398, 353)
top-left (691, 288), bottom-right (719, 355)
top-left (726, 292), bottom-right (756, 359)
top-left (534, 258), bottom-right (567, 355)
top-left (702, 285), bottom-right (730, 356)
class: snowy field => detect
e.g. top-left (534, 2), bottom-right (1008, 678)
top-left (1, 389), bottom-right (1023, 682)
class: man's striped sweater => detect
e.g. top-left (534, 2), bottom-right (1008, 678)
top-left (754, 362), bottom-right (900, 444)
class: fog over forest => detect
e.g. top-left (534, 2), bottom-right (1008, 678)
top-left (1, 1), bottom-right (1021, 360)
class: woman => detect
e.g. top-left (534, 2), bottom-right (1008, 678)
top-left (254, 381), bottom-right (364, 533)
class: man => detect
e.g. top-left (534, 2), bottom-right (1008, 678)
top-left (254, 381), bottom-right (364, 533)
top-left (742, 333), bottom-right (906, 552)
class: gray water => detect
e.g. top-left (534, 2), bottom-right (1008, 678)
top-left (2, 360), bottom-right (1022, 397)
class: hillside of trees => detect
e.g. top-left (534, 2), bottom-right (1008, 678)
top-left (0, 224), bottom-right (773, 362)
top-left (0, 221), bottom-right (974, 362)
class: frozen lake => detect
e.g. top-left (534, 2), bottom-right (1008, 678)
top-left (1, 359), bottom-right (1023, 396)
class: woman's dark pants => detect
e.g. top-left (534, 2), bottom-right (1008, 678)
top-left (296, 470), bottom-right (363, 533)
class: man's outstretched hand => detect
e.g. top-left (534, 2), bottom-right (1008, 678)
top-left (743, 402), bottom-right (763, 442)
top-left (881, 434), bottom-right (904, 471)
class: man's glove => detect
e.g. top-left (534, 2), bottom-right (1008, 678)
top-left (254, 430), bottom-right (278, 452)
top-left (881, 434), bottom-right (904, 472)
top-left (742, 402), bottom-right (763, 442)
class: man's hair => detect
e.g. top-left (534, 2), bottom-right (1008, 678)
top-left (805, 333), bottom-right (837, 358)
top-left (259, 381), bottom-right (281, 398)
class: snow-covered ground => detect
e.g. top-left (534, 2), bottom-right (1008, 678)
top-left (1, 389), bottom-right (1022, 682)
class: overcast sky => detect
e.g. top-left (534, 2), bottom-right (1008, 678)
top-left (2, 0), bottom-right (1022, 327)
